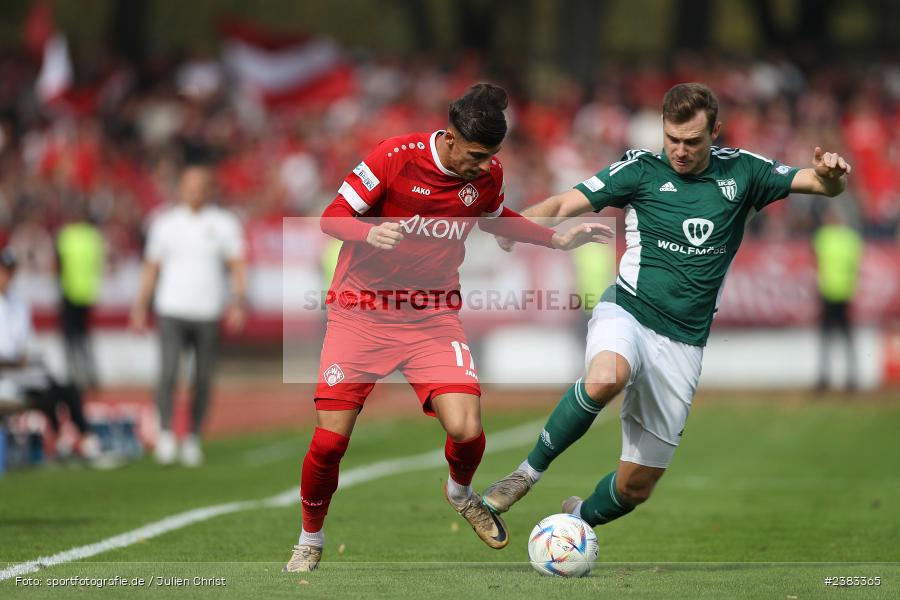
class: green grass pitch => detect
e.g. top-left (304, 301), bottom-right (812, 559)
top-left (1, 393), bottom-right (898, 598)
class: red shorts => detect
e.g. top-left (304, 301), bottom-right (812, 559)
top-left (315, 311), bottom-right (481, 415)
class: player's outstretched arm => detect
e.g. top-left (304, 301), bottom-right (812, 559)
top-left (550, 221), bottom-right (614, 251)
top-left (480, 206), bottom-right (612, 250)
top-left (790, 147), bottom-right (851, 197)
top-left (493, 189), bottom-right (596, 252)
top-left (519, 189), bottom-right (595, 225)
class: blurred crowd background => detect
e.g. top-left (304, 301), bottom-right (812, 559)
top-left (1, 0), bottom-right (898, 279)
top-left (0, 0), bottom-right (898, 471)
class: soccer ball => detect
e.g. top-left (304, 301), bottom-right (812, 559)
top-left (527, 513), bottom-right (599, 577)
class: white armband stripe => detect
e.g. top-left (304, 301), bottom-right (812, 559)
top-left (482, 203), bottom-right (504, 219)
top-left (338, 181), bottom-right (371, 214)
top-left (738, 149), bottom-right (773, 164)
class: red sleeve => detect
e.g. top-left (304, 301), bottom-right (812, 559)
top-left (337, 138), bottom-right (404, 214)
top-left (320, 196), bottom-right (373, 242)
top-left (479, 207), bottom-right (555, 248)
top-left (481, 159), bottom-right (505, 217)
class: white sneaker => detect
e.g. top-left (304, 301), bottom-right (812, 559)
top-left (154, 430), bottom-right (177, 465)
top-left (562, 495), bottom-right (583, 517)
top-left (55, 435), bottom-right (76, 459)
top-left (79, 434), bottom-right (102, 460)
top-left (283, 544), bottom-right (323, 572)
top-left (483, 468), bottom-right (536, 514)
top-left (179, 434), bottom-right (204, 467)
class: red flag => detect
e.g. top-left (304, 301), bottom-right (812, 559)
top-left (22, 2), bottom-right (54, 58)
top-left (219, 19), bottom-right (355, 110)
top-left (35, 34), bottom-right (73, 104)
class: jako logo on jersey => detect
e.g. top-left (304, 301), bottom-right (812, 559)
top-left (353, 161), bottom-right (380, 191)
top-left (323, 364), bottom-right (345, 386)
top-left (398, 214), bottom-right (469, 239)
top-left (683, 218), bottom-right (715, 246)
top-left (717, 178), bottom-right (738, 201)
top-left (458, 183), bottom-right (479, 206)
top-left (411, 185), bottom-right (431, 195)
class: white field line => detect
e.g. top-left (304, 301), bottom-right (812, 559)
top-left (240, 440), bottom-right (304, 466)
top-left (1, 412), bottom-right (613, 581)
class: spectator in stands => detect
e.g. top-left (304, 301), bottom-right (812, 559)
top-left (814, 205), bottom-right (863, 391)
top-left (56, 206), bottom-right (105, 389)
top-left (0, 247), bottom-right (101, 460)
top-left (129, 158), bottom-right (247, 467)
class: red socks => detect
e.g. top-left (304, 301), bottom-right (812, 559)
top-left (300, 427), bottom-right (350, 532)
top-left (444, 431), bottom-right (485, 486)
top-left (301, 427), bottom-right (485, 532)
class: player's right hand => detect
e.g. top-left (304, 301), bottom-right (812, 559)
top-left (129, 305), bottom-right (148, 332)
top-left (495, 235), bottom-right (515, 252)
top-left (366, 222), bottom-right (405, 250)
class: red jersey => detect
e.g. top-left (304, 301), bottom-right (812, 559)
top-left (328, 130), bottom-right (505, 321)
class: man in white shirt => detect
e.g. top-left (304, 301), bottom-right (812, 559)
top-left (0, 248), bottom-right (100, 459)
top-left (130, 162), bottom-right (247, 466)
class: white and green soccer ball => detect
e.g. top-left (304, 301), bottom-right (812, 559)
top-left (527, 513), bottom-right (599, 577)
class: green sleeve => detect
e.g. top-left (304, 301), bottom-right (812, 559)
top-left (744, 151), bottom-right (800, 211)
top-left (574, 154), bottom-right (644, 211)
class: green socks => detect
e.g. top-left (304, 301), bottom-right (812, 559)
top-left (523, 380), bottom-right (636, 527)
top-left (579, 471), bottom-right (635, 526)
top-left (526, 378), bottom-right (603, 472)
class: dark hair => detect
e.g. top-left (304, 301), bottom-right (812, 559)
top-left (0, 247), bottom-right (17, 270)
top-left (448, 83), bottom-right (509, 147)
top-left (662, 83), bottom-right (719, 133)
top-left (181, 142), bottom-right (219, 169)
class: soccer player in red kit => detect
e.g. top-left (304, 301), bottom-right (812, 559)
top-left (284, 84), bottom-right (611, 572)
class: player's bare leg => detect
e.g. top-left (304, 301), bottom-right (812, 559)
top-left (484, 352), bottom-right (629, 513)
top-left (565, 460), bottom-right (666, 525)
top-left (285, 407), bottom-right (359, 573)
top-left (432, 392), bottom-right (509, 549)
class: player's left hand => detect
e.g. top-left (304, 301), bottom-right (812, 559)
top-left (225, 302), bottom-right (247, 333)
top-left (813, 147), bottom-right (851, 180)
top-left (495, 235), bottom-right (515, 252)
top-left (551, 222), bottom-right (614, 251)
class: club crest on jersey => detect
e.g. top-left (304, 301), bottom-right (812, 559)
top-left (717, 178), bottom-right (738, 202)
top-left (683, 218), bottom-right (715, 247)
top-left (323, 364), bottom-right (345, 387)
top-left (458, 183), bottom-right (479, 206)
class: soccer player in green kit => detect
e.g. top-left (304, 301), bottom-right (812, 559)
top-left (483, 83), bottom-right (852, 529)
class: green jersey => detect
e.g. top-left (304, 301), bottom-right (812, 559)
top-left (575, 147), bottom-right (799, 347)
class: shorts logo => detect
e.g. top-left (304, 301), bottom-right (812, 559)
top-left (353, 161), bottom-right (380, 191)
top-left (323, 364), bottom-right (345, 386)
top-left (716, 178), bottom-right (737, 201)
top-left (458, 183), bottom-right (479, 206)
top-left (683, 218), bottom-right (715, 247)
top-left (540, 428), bottom-right (554, 449)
